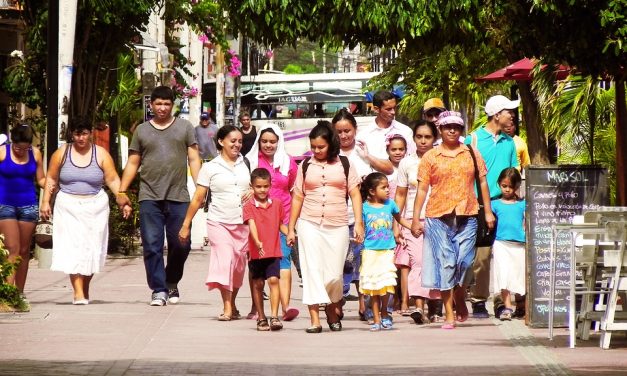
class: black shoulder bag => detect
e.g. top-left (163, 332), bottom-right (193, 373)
top-left (467, 145), bottom-right (496, 247)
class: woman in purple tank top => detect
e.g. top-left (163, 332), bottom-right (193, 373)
top-left (40, 117), bottom-right (131, 305)
top-left (0, 124), bottom-right (45, 297)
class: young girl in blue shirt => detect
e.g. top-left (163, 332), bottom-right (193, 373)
top-left (491, 168), bottom-right (526, 321)
top-left (359, 172), bottom-right (412, 331)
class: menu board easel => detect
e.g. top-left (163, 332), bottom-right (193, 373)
top-left (526, 165), bottom-right (608, 328)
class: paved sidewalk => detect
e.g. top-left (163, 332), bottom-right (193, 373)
top-left (0, 251), bottom-right (625, 375)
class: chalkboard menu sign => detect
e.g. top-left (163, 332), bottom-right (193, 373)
top-left (526, 165), bottom-right (608, 328)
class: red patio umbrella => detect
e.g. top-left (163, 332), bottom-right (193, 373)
top-left (476, 57), bottom-right (569, 82)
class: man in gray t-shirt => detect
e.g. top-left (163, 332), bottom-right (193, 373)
top-left (194, 112), bottom-right (218, 160)
top-left (117, 86), bottom-right (201, 307)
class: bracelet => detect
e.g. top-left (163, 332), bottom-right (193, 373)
top-left (116, 192), bottom-right (127, 196)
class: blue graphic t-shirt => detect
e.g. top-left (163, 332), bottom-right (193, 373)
top-left (362, 199), bottom-right (400, 250)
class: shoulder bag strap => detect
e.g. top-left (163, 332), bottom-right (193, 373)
top-left (467, 144), bottom-right (484, 208)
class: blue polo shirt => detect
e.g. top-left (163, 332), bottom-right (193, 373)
top-left (465, 126), bottom-right (518, 198)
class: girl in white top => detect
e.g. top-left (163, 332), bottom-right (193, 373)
top-left (385, 134), bottom-right (407, 201)
top-left (393, 120), bottom-right (440, 323)
top-left (333, 109), bottom-right (372, 319)
top-left (179, 125), bottom-right (253, 321)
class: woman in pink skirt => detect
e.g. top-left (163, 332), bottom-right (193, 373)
top-left (394, 120), bottom-right (441, 323)
top-left (179, 125), bottom-right (252, 321)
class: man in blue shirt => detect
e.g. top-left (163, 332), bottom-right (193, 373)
top-left (465, 95), bottom-right (520, 318)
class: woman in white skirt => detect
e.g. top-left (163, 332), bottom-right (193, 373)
top-left (287, 121), bottom-right (364, 333)
top-left (490, 167), bottom-right (526, 321)
top-left (40, 117), bottom-right (130, 305)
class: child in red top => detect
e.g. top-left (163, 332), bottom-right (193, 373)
top-left (243, 168), bottom-right (287, 331)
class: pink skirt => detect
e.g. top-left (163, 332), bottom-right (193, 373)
top-left (395, 226), bottom-right (440, 299)
top-left (205, 220), bottom-right (249, 292)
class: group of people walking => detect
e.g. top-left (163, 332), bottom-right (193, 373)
top-left (0, 85), bottom-right (528, 334)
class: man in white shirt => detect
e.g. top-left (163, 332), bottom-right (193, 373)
top-left (355, 91), bottom-right (414, 175)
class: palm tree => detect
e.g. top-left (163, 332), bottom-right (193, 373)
top-left (535, 74), bottom-right (617, 202)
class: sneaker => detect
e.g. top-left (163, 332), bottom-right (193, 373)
top-left (150, 293), bottom-right (167, 306)
top-left (168, 288), bottom-right (180, 304)
top-left (472, 302), bottom-right (490, 318)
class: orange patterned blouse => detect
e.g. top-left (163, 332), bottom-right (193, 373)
top-left (418, 144), bottom-right (488, 218)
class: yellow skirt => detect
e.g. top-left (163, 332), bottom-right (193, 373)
top-left (359, 249), bottom-right (397, 296)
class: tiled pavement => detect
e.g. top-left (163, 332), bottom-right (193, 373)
top-left (1, 251), bottom-right (626, 375)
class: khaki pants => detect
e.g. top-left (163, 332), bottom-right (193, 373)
top-left (469, 246), bottom-right (492, 302)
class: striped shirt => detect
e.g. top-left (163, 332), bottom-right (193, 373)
top-left (59, 145), bottom-right (104, 195)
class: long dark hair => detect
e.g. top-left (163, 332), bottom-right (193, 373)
top-left (497, 167), bottom-right (522, 190)
top-left (215, 125), bottom-right (242, 151)
top-left (308, 120), bottom-right (340, 162)
top-left (360, 172), bottom-right (388, 202)
top-left (409, 119), bottom-right (438, 138)
top-left (331, 108), bottom-right (357, 128)
top-left (10, 124), bottom-right (34, 144)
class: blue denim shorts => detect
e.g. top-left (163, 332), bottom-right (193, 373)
top-left (0, 204), bottom-right (39, 223)
top-left (279, 232), bottom-right (292, 270)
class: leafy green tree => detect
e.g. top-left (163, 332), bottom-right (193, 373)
top-left (220, 0), bottom-right (626, 203)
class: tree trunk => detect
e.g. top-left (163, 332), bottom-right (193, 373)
top-left (518, 80), bottom-right (550, 165)
top-left (615, 79), bottom-right (627, 206)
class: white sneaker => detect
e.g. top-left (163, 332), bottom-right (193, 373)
top-left (168, 288), bottom-right (180, 304)
top-left (150, 293), bottom-right (167, 306)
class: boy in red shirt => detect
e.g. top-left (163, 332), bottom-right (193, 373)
top-left (243, 168), bottom-right (287, 331)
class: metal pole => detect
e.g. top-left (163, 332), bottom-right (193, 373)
top-left (46, 0), bottom-right (59, 162)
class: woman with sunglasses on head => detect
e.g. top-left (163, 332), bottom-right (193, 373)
top-left (41, 117), bottom-right (130, 305)
top-left (0, 124), bottom-right (45, 297)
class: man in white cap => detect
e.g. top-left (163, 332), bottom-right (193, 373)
top-left (465, 94), bottom-right (519, 318)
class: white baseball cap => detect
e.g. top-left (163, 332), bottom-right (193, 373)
top-left (0, 133), bottom-right (7, 146)
top-left (485, 95), bottom-right (520, 116)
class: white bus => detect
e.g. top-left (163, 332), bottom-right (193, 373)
top-left (239, 72), bottom-right (378, 159)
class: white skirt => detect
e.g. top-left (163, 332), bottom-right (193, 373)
top-left (491, 240), bottom-right (526, 295)
top-left (51, 190), bottom-right (109, 275)
top-left (297, 219), bottom-right (349, 305)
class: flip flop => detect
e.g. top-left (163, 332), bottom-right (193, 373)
top-left (218, 313), bottom-right (232, 321)
top-left (441, 322), bottom-right (456, 330)
top-left (400, 309), bottom-right (412, 316)
top-left (246, 312), bottom-right (259, 320)
top-left (282, 307), bottom-right (299, 321)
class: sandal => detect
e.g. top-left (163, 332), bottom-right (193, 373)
top-left (257, 318), bottom-right (270, 331)
top-left (305, 325), bottom-right (322, 333)
top-left (381, 317), bottom-right (393, 330)
top-left (441, 322), bottom-right (456, 330)
top-left (410, 309), bottom-right (426, 325)
top-left (358, 311), bottom-right (367, 322)
top-left (327, 321), bottom-right (342, 332)
top-left (269, 317), bottom-right (283, 331)
top-left (400, 309), bottom-right (412, 317)
top-left (218, 313), bottom-right (232, 321)
top-left (232, 310), bottom-right (242, 320)
top-left (370, 323), bottom-right (381, 332)
top-left (500, 308), bottom-right (513, 321)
